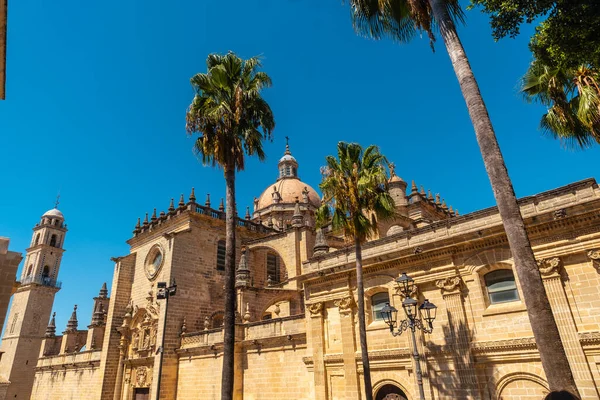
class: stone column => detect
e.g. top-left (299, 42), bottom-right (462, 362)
top-left (113, 333), bottom-right (127, 400)
top-left (435, 276), bottom-right (478, 398)
top-left (537, 257), bottom-right (599, 399)
top-left (334, 296), bottom-right (361, 399)
top-left (308, 302), bottom-right (327, 400)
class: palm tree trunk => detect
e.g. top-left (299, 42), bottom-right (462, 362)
top-left (221, 166), bottom-right (236, 400)
top-left (355, 237), bottom-right (373, 400)
top-left (428, 0), bottom-right (579, 395)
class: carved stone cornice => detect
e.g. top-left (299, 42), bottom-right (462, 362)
top-left (536, 257), bottom-right (562, 278)
top-left (588, 249), bottom-right (600, 270)
top-left (471, 337), bottom-right (537, 354)
top-left (307, 302), bottom-right (323, 318)
top-left (579, 331), bottom-right (600, 346)
top-left (333, 296), bottom-right (354, 316)
top-left (435, 276), bottom-right (462, 295)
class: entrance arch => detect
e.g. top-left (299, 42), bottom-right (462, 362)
top-left (375, 384), bottom-right (408, 400)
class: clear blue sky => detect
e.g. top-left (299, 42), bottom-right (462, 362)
top-left (0, 0), bottom-right (598, 332)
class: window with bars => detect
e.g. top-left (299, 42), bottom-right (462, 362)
top-left (266, 253), bottom-right (280, 283)
top-left (484, 269), bottom-right (519, 304)
top-left (216, 240), bottom-right (226, 271)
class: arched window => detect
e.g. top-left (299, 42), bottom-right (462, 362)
top-left (34, 234), bottom-right (40, 246)
top-left (216, 240), bottom-right (226, 271)
top-left (262, 313), bottom-right (272, 321)
top-left (212, 314), bottom-right (223, 329)
top-left (50, 234), bottom-right (57, 247)
top-left (26, 265), bottom-right (33, 277)
top-left (266, 253), bottom-right (280, 283)
top-left (485, 269), bottom-right (519, 304)
top-left (371, 292), bottom-right (390, 321)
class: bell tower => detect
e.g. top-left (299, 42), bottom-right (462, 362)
top-left (0, 206), bottom-right (67, 399)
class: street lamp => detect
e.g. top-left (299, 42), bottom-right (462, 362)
top-left (381, 272), bottom-right (437, 400)
top-left (155, 279), bottom-right (177, 400)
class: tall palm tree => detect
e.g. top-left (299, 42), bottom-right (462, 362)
top-left (347, 0), bottom-right (579, 395)
top-left (186, 51), bottom-right (275, 400)
top-left (521, 61), bottom-right (600, 148)
top-left (318, 142), bottom-right (395, 400)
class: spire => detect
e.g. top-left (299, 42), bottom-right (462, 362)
top-left (99, 282), bottom-right (108, 298)
top-left (441, 199), bottom-right (448, 210)
top-left (45, 312), bottom-right (56, 337)
top-left (143, 213), bottom-right (149, 227)
top-left (435, 194), bottom-right (441, 206)
top-left (151, 208), bottom-right (157, 221)
top-left (168, 198), bottom-right (175, 213)
top-left (427, 190), bottom-right (433, 202)
top-left (159, 210), bottom-right (165, 218)
top-left (285, 136), bottom-right (291, 155)
top-left (245, 206), bottom-right (251, 220)
top-left (65, 305), bottom-right (78, 333)
top-left (178, 194), bottom-right (185, 208)
top-left (313, 228), bottom-right (330, 256)
top-left (420, 186), bottom-right (426, 196)
top-left (205, 193), bottom-right (211, 208)
top-left (189, 187), bottom-right (196, 203)
top-left (448, 205), bottom-right (454, 214)
top-left (292, 198), bottom-right (304, 228)
top-left (219, 198), bottom-right (225, 212)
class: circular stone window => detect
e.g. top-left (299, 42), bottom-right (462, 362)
top-left (145, 245), bottom-right (164, 280)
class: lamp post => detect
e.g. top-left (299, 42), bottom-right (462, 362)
top-left (380, 272), bottom-right (437, 400)
top-left (155, 279), bottom-right (177, 400)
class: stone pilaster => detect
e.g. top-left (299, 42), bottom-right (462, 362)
top-left (334, 296), bottom-right (360, 399)
top-left (537, 257), bottom-right (599, 399)
top-left (435, 276), bottom-right (478, 398)
top-left (308, 302), bottom-right (327, 400)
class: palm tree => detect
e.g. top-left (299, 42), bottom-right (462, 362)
top-left (346, 0), bottom-right (579, 395)
top-left (521, 61), bottom-right (600, 148)
top-left (318, 142), bottom-right (395, 400)
top-left (186, 51), bottom-right (275, 400)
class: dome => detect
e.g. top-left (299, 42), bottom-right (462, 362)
top-left (43, 208), bottom-right (64, 219)
top-left (256, 178), bottom-right (321, 210)
top-left (279, 153), bottom-right (297, 164)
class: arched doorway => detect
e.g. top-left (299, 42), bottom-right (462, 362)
top-left (375, 384), bottom-right (408, 400)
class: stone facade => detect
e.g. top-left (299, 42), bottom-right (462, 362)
top-left (2, 147), bottom-right (600, 399)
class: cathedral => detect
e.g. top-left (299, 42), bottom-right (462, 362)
top-left (1, 144), bottom-right (600, 400)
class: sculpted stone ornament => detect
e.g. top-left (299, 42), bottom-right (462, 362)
top-left (135, 366), bottom-right (152, 387)
top-left (333, 296), bottom-right (354, 315)
top-left (588, 249), bottom-right (600, 270)
top-left (435, 276), bottom-right (462, 293)
top-left (307, 302), bottom-right (323, 318)
top-left (536, 257), bottom-right (562, 277)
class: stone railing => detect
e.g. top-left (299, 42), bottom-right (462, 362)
top-left (181, 314), bottom-right (305, 349)
top-left (36, 349), bottom-right (101, 370)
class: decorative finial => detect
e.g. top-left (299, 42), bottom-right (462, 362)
top-left (455, 209), bottom-right (459, 216)
top-left (389, 162), bottom-right (396, 177)
top-left (99, 282), bottom-right (108, 298)
top-left (243, 303), bottom-right (251, 323)
top-left (435, 194), bottom-right (441, 206)
top-left (178, 194), bottom-right (185, 208)
top-left (159, 210), bottom-right (165, 217)
top-left (219, 198), bottom-right (224, 212)
top-left (441, 199), bottom-right (447, 210)
top-left (168, 198), bottom-right (175, 212)
top-left (204, 316), bottom-right (210, 331)
top-left (245, 206), bottom-right (251, 220)
top-left (143, 213), bottom-right (149, 226)
top-left (420, 186), bottom-right (426, 196)
top-left (45, 312), bottom-right (56, 337)
top-left (448, 205), bottom-right (454, 214)
top-left (134, 218), bottom-right (141, 234)
top-left (285, 136), bottom-right (291, 154)
top-left (411, 180), bottom-right (418, 193)
top-left (151, 208), bottom-right (157, 221)
top-left (292, 198), bottom-right (304, 228)
top-left (181, 317), bottom-right (188, 336)
top-left (65, 305), bottom-right (78, 332)
top-left (313, 227), bottom-right (330, 256)
top-left (427, 190), bottom-right (433, 201)
top-left (189, 187), bottom-right (196, 203)
top-left (205, 193), bottom-right (211, 208)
